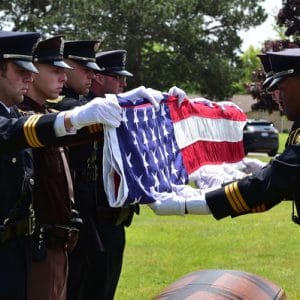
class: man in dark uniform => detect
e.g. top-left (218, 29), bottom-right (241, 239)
top-left (203, 49), bottom-right (300, 223)
top-left (77, 50), bottom-right (137, 300)
top-left (0, 31), bottom-right (123, 300)
top-left (19, 35), bottom-right (75, 300)
top-left (147, 49), bottom-right (300, 219)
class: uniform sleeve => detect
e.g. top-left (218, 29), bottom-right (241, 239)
top-left (206, 144), bottom-right (300, 220)
top-left (47, 96), bottom-right (103, 146)
top-left (0, 113), bottom-right (59, 154)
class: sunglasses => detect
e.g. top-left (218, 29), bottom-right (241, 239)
top-left (105, 73), bottom-right (127, 83)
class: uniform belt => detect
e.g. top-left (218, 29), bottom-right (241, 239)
top-left (0, 211), bottom-right (35, 244)
top-left (35, 224), bottom-right (79, 253)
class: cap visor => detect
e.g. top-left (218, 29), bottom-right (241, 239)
top-left (114, 70), bottom-right (134, 77)
top-left (73, 60), bottom-right (102, 72)
top-left (85, 61), bottom-right (102, 71)
top-left (53, 60), bottom-right (73, 69)
top-left (14, 60), bottom-right (39, 74)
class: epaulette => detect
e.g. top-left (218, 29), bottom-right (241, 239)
top-left (16, 108), bottom-right (36, 117)
top-left (287, 127), bottom-right (300, 145)
top-left (47, 107), bottom-right (59, 113)
top-left (46, 95), bottom-right (65, 104)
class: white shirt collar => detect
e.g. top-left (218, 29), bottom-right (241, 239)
top-left (0, 101), bottom-right (11, 113)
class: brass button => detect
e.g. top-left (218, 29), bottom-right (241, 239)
top-left (11, 157), bottom-right (17, 163)
top-left (29, 178), bottom-right (35, 185)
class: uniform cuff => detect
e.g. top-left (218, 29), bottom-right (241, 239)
top-left (54, 112), bottom-right (77, 137)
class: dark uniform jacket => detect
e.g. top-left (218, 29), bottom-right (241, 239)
top-left (206, 119), bottom-right (300, 221)
top-left (0, 102), bottom-right (60, 300)
top-left (18, 97), bottom-right (73, 224)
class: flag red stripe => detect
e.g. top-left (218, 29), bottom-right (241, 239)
top-left (168, 97), bottom-right (247, 122)
top-left (181, 140), bottom-right (245, 174)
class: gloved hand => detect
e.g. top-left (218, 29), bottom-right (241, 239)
top-left (242, 157), bottom-right (267, 174)
top-left (148, 184), bottom-right (211, 215)
top-left (69, 97), bottom-right (122, 129)
top-left (222, 163), bottom-right (247, 179)
top-left (218, 101), bottom-right (243, 112)
top-left (146, 88), bottom-right (164, 105)
top-left (147, 186), bottom-right (186, 215)
top-left (168, 86), bottom-right (187, 106)
top-left (118, 86), bottom-right (163, 111)
top-left (191, 97), bottom-right (215, 108)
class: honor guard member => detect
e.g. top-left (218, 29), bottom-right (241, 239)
top-left (0, 31), bottom-right (122, 300)
top-left (203, 49), bottom-right (300, 225)
top-left (73, 49), bottom-right (136, 300)
top-left (94, 49), bottom-right (133, 93)
top-left (45, 40), bottom-right (107, 300)
top-left (47, 39), bottom-right (102, 110)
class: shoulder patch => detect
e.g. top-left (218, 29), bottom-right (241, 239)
top-left (294, 133), bottom-right (300, 145)
top-left (287, 128), bottom-right (300, 145)
top-left (47, 108), bottom-right (59, 113)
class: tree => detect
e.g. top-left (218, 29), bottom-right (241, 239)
top-left (234, 45), bottom-right (261, 94)
top-left (0, 0), bottom-right (267, 100)
top-left (277, 0), bottom-right (300, 37)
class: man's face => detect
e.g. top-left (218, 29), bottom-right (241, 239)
top-left (91, 73), bottom-right (127, 96)
top-left (270, 89), bottom-right (283, 112)
top-left (103, 74), bottom-right (127, 94)
top-left (30, 64), bottom-right (67, 101)
top-left (278, 76), bottom-right (300, 121)
top-left (0, 61), bottom-right (34, 107)
top-left (64, 59), bottom-right (95, 95)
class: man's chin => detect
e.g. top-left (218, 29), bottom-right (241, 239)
top-left (49, 93), bottom-right (60, 100)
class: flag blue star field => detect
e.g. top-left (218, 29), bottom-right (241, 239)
top-left (103, 95), bottom-right (247, 208)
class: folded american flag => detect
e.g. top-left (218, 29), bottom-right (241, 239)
top-left (103, 95), bottom-right (247, 210)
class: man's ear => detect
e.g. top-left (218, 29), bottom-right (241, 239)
top-left (95, 73), bottom-right (104, 85)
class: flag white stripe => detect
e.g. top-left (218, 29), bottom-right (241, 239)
top-left (173, 116), bottom-right (246, 149)
top-left (103, 125), bottom-right (129, 207)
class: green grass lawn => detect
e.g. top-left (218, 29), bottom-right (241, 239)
top-left (115, 133), bottom-right (300, 299)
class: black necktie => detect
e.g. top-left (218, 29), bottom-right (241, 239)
top-left (9, 107), bottom-right (18, 118)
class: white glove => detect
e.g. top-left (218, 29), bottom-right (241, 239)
top-left (148, 184), bottom-right (211, 215)
top-left (168, 86), bottom-right (187, 106)
top-left (118, 86), bottom-right (162, 111)
top-left (148, 197), bottom-right (186, 216)
top-left (185, 198), bottom-right (211, 215)
top-left (222, 163), bottom-right (247, 179)
top-left (147, 186), bottom-right (186, 215)
top-left (70, 97), bottom-right (122, 129)
top-left (146, 88), bottom-right (164, 104)
top-left (242, 157), bottom-right (267, 174)
top-left (218, 101), bottom-right (243, 112)
top-left (191, 97), bottom-right (215, 108)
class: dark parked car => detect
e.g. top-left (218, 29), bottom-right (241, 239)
top-left (243, 119), bottom-right (279, 156)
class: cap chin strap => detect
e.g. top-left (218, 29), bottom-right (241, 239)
top-left (3, 54), bottom-right (32, 61)
top-left (67, 54), bottom-right (95, 62)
